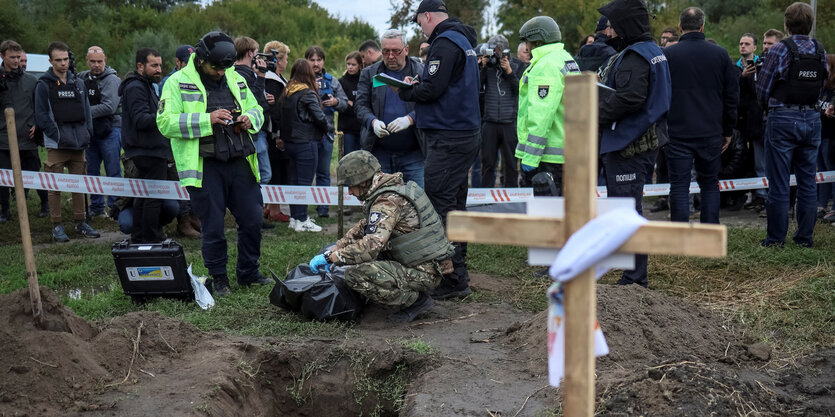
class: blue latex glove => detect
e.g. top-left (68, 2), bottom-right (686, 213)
top-left (521, 163), bottom-right (536, 172)
top-left (309, 254), bottom-right (329, 273)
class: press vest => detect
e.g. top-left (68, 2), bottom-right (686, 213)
top-left (317, 72), bottom-right (336, 116)
top-left (49, 80), bottom-right (85, 124)
top-left (415, 30), bottom-right (481, 130)
top-left (363, 181), bottom-right (455, 267)
top-left (84, 76), bottom-right (114, 137)
top-left (771, 38), bottom-right (826, 106)
top-left (156, 53), bottom-right (264, 188)
top-left (600, 42), bottom-right (671, 154)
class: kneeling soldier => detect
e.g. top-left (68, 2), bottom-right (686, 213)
top-left (309, 151), bottom-right (454, 323)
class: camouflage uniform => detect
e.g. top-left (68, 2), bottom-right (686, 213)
top-left (332, 172), bottom-right (453, 308)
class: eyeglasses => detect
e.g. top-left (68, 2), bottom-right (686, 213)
top-left (382, 48), bottom-right (404, 56)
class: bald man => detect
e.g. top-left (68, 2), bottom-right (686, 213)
top-left (78, 46), bottom-right (122, 217)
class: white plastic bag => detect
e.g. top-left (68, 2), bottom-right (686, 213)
top-left (188, 264), bottom-right (215, 310)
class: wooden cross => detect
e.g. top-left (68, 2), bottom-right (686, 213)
top-left (447, 73), bottom-right (727, 417)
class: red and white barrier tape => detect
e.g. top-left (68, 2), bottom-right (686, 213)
top-left (2, 169), bottom-right (834, 205)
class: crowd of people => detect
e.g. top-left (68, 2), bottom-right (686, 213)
top-left (0, 0), bottom-right (832, 319)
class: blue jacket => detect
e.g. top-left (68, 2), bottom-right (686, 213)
top-left (664, 32), bottom-right (739, 139)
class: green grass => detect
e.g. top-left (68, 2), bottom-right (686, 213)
top-left (0, 200), bottom-right (832, 354)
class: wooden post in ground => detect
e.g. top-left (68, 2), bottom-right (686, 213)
top-left (446, 73), bottom-right (727, 417)
top-left (561, 73), bottom-right (598, 416)
top-left (4, 108), bottom-right (43, 324)
top-left (337, 131), bottom-right (345, 238)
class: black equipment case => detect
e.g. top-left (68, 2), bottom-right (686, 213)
top-left (112, 239), bottom-right (192, 301)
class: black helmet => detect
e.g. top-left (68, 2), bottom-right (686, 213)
top-left (195, 31), bottom-right (236, 68)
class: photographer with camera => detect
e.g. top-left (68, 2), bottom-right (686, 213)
top-left (0, 40), bottom-right (48, 223)
top-left (234, 37), bottom-right (273, 225)
top-left (157, 31), bottom-right (271, 297)
top-left (305, 46), bottom-right (348, 218)
top-left (479, 34), bottom-right (523, 188)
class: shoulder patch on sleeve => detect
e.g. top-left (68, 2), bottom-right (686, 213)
top-left (237, 81), bottom-right (247, 89)
top-left (537, 85), bottom-right (550, 99)
top-left (368, 211), bottom-right (384, 225)
top-left (428, 60), bottom-right (441, 76)
top-left (158, 99), bottom-right (165, 114)
top-left (562, 60), bottom-right (580, 74)
top-left (179, 82), bottom-right (199, 92)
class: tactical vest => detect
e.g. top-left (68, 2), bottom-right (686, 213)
top-left (200, 80), bottom-right (255, 161)
top-left (84, 76), bottom-right (114, 137)
top-left (363, 181), bottom-right (455, 267)
top-left (316, 72), bottom-right (336, 116)
top-left (771, 38), bottom-right (826, 106)
top-left (48, 80), bottom-right (85, 124)
top-left (415, 30), bottom-right (481, 131)
top-left (600, 41), bottom-right (671, 154)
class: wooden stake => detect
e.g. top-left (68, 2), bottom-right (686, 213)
top-left (561, 73), bottom-right (598, 417)
top-left (5, 108), bottom-right (42, 324)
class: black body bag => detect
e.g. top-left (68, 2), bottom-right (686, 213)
top-left (269, 263), bottom-right (365, 321)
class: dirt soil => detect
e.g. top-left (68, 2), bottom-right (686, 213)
top-left (1, 275), bottom-right (832, 417)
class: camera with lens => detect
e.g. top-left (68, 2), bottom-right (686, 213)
top-left (480, 44), bottom-right (511, 67)
top-left (253, 49), bottom-right (279, 73)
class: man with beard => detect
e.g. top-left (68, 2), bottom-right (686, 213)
top-left (396, 0), bottom-right (481, 299)
top-left (119, 48), bottom-right (170, 243)
top-left (309, 151), bottom-right (454, 323)
top-left (597, 0), bottom-right (672, 287)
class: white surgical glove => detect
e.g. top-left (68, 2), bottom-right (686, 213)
top-left (386, 116), bottom-right (412, 134)
top-left (372, 119), bottom-right (390, 138)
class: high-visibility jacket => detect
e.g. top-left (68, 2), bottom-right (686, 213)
top-left (156, 54), bottom-right (264, 188)
top-left (515, 42), bottom-right (579, 167)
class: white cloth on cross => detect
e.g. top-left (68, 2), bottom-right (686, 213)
top-left (546, 207), bottom-right (648, 387)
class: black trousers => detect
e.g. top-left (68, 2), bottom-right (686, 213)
top-left (130, 156), bottom-right (169, 243)
top-left (422, 128), bottom-right (481, 288)
top-left (0, 149), bottom-right (48, 214)
top-left (481, 121), bottom-right (519, 187)
top-left (602, 148), bottom-right (657, 287)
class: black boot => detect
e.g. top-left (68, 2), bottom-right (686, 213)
top-left (388, 293), bottom-right (434, 323)
top-left (213, 274), bottom-right (231, 297)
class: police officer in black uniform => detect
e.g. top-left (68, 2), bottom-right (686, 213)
top-left (397, 0), bottom-right (481, 299)
top-left (597, 0), bottom-right (671, 287)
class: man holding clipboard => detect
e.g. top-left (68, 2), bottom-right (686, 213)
top-left (394, 0), bottom-right (481, 300)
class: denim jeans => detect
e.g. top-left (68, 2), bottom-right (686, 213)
top-left (254, 131), bottom-right (272, 184)
top-left (817, 137), bottom-right (833, 208)
top-left (751, 137), bottom-right (767, 199)
top-left (285, 141), bottom-right (319, 221)
top-left (373, 148), bottom-right (425, 189)
top-left (316, 136), bottom-right (333, 216)
top-left (118, 200), bottom-right (180, 234)
top-left (342, 132), bottom-right (361, 156)
top-left (666, 136), bottom-right (722, 224)
top-left (86, 127), bottom-right (122, 211)
top-left (764, 108), bottom-right (821, 246)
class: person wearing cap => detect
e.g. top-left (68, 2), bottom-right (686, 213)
top-left (574, 16), bottom-right (617, 73)
top-left (309, 150), bottom-right (455, 323)
top-left (597, 0), bottom-right (672, 287)
top-left (159, 44), bottom-right (194, 93)
top-left (479, 34), bottom-right (524, 188)
top-left (515, 16), bottom-right (580, 193)
top-left (396, 0), bottom-right (480, 300)
top-left (156, 31), bottom-right (271, 297)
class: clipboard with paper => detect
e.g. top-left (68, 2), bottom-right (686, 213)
top-left (372, 73), bottom-right (413, 88)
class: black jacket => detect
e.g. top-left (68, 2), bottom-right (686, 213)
top-left (575, 33), bottom-right (617, 73)
top-left (480, 57), bottom-right (524, 123)
top-left (337, 72), bottom-right (361, 133)
top-left (399, 18), bottom-right (478, 103)
top-left (119, 71), bottom-right (170, 159)
top-left (598, 0), bottom-right (654, 127)
top-left (278, 87), bottom-right (328, 142)
top-left (664, 32), bottom-right (739, 139)
top-left (0, 68), bottom-right (38, 150)
top-left (264, 72), bottom-right (287, 135)
top-left (736, 63), bottom-right (764, 140)
top-left (720, 130), bottom-right (747, 179)
top-left (235, 64), bottom-right (269, 132)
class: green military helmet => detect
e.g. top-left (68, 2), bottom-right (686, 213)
top-left (519, 16), bottom-right (562, 44)
top-left (337, 150), bottom-right (381, 186)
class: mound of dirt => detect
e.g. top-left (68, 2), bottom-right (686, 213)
top-left (501, 283), bottom-right (835, 416)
